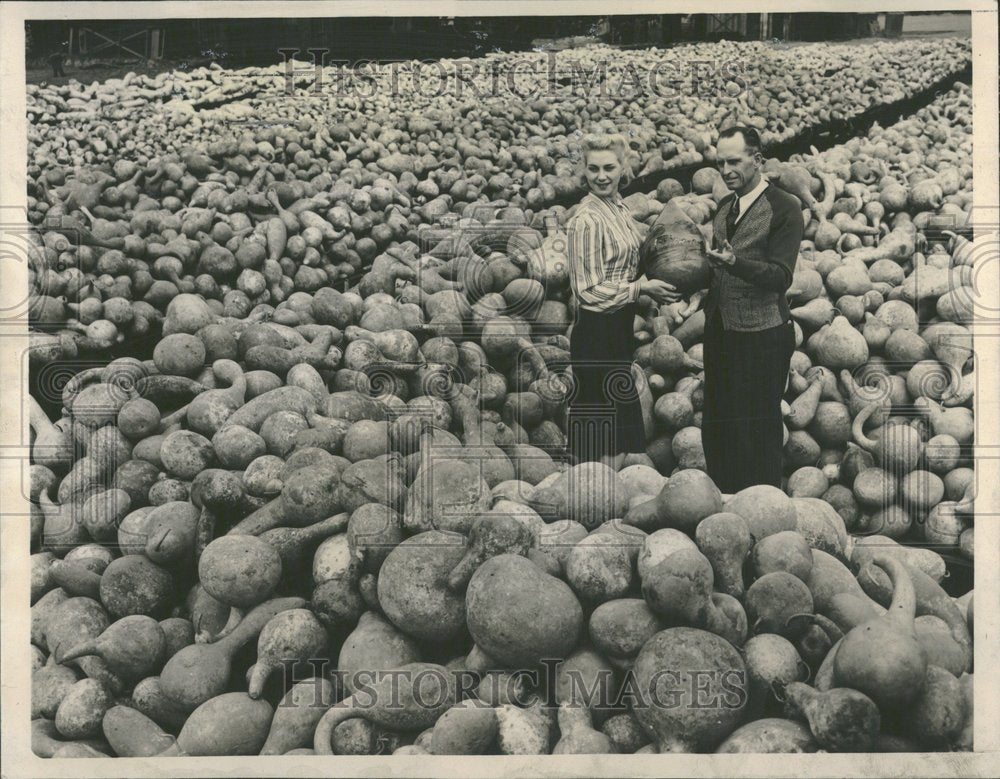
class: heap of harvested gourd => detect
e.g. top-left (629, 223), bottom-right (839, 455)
top-left (26, 36), bottom-right (970, 355)
top-left (27, 36), bottom-right (974, 757)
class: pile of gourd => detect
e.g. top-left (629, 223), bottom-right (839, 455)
top-left (28, 74), bottom-right (976, 756)
top-left (25, 37), bottom-right (970, 359)
top-left (27, 37), bottom-right (971, 164)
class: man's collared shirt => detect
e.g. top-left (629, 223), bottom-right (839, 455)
top-left (733, 176), bottom-right (770, 225)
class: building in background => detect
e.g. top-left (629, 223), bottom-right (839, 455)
top-left (24, 12), bottom-right (969, 66)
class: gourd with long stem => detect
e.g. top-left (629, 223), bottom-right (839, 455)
top-left (58, 615), bottom-right (166, 682)
top-left (159, 596), bottom-right (305, 712)
top-left (247, 608), bottom-right (327, 699)
top-left (832, 554), bottom-right (926, 708)
top-left (841, 222), bottom-right (917, 264)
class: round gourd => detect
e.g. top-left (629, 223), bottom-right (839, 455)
top-left (643, 200), bottom-right (712, 293)
top-left (632, 627), bottom-right (749, 752)
top-left (377, 531), bottom-right (468, 642)
top-left (466, 554), bottom-right (583, 667)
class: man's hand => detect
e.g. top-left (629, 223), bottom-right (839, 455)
top-left (706, 239), bottom-right (736, 268)
top-left (640, 278), bottom-right (682, 304)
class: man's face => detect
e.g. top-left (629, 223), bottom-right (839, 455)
top-left (716, 135), bottom-right (761, 194)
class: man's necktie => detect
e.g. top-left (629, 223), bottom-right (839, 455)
top-left (726, 196), bottom-right (740, 240)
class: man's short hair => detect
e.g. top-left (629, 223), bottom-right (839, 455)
top-left (718, 125), bottom-right (762, 156)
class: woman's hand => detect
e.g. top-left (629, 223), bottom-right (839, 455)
top-left (640, 279), bottom-right (682, 304)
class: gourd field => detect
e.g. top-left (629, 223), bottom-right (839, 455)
top-left (25, 35), bottom-right (979, 757)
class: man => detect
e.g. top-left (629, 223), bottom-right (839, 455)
top-left (701, 125), bottom-right (802, 493)
top-left (47, 45), bottom-right (67, 78)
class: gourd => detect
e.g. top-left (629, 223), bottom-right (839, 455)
top-left (832, 555), bottom-right (926, 708)
top-left (159, 596), bottom-right (305, 712)
top-left (779, 682), bottom-right (880, 752)
top-left (626, 468), bottom-right (721, 533)
top-left (524, 215), bottom-right (569, 288)
top-left (57, 615), bottom-right (166, 683)
top-left (259, 677), bottom-right (335, 755)
top-left (642, 199), bottom-right (712, 293)
top-left (694, 513), bottom-right (751, 599)
top-left (632, 628), bottom-right (749, 752)
top-left (247, 608), bottom-right (327, 699)
top-left (465, 554), bottom-right (583, 667)
top-left (852, 403), bottom-right (924, 473)
top-left (314, 662), bottom-right (459, 754)
top-left (715, 718), bottom-right (818, 753)
top-left (552, 704), bottom-right (616, 754)
top-left (429, 700), bottom-right (499, 755)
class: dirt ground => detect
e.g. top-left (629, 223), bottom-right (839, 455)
top-left (25, 57), bottom-right (210, 88)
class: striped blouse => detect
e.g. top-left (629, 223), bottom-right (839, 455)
top-left (567, 192), bottom-right (643, 313)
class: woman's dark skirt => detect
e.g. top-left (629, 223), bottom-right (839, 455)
top-left (567, 303), bottom-right (646, 463)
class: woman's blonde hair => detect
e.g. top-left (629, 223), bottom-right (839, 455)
top-left (574, 133), bottom-right (640, 190)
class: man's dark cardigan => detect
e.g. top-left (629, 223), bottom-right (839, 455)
top-left (704, 183), bottom-right (804, 330)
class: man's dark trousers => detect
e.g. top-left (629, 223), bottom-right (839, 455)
top-left (701, 309), bottom-right (795, 494)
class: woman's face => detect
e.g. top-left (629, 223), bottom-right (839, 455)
top-left (584, 150), bottom-right (623, 197)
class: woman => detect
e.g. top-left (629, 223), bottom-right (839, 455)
top-left (565, 134), bottom-right (679, 471)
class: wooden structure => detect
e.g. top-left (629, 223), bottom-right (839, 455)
top-left (69, 23), bottom-right (164, 61)
top-left (883, 13), bottom-right (905, 37)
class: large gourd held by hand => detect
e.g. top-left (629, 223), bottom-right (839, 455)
top-left (641, 200), bottom-right (712, 294)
